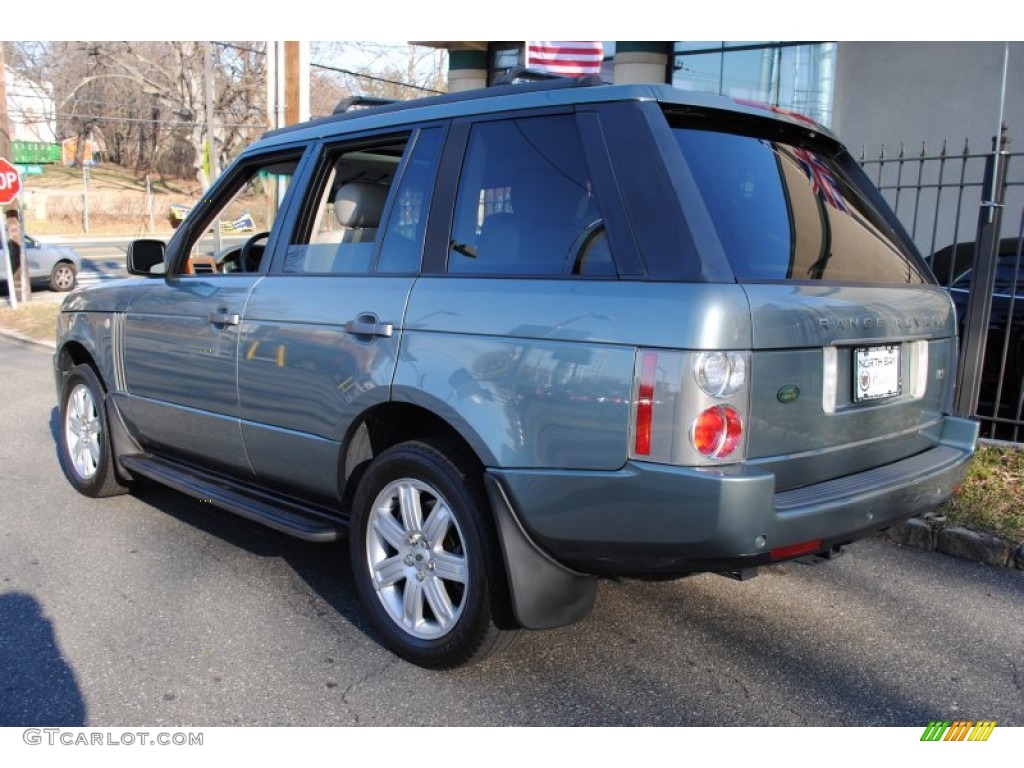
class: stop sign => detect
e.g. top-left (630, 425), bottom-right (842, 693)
top-left (0, 157), bottom-right (22, 205)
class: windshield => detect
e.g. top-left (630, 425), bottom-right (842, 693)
top-left (671, 126), bottom-right (930, 285)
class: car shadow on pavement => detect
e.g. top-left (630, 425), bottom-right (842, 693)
top-left (0, 592), bottom-right (87, 726)
top-left (46, 408), bottom-right (379, 648)
top-left (128, 481), bottom-right (375, 637)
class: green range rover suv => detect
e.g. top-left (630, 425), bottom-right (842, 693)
top-left (54, 77), bottom-right (978, 668)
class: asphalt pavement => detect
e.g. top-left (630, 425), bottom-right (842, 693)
top-left (1, 335), bottom-right (1022, 728)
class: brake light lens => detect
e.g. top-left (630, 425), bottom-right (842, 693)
top-left (692, 405), bottom-right (743, 459)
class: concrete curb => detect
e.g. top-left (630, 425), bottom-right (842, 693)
top-left (0, 326), bottom-right (56, 350)
top-left (878, 517), bottom-right (1024, 570)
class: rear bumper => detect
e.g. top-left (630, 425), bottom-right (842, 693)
top-left (490, 415), bottom-right (978, 576)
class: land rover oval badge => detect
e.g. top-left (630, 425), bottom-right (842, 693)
top-left (777, 385), bottom-right (800, 404)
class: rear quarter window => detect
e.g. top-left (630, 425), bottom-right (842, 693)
top-left (672, 127), bottom-right (930, 285)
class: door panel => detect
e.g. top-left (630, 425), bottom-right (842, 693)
top-left (238, 276), bottom-right (415, 497)
top-left (236, 127), bottom-right (443, 499)
top-left (119, 275), bottom-right (258, 473)
top-left (118, 147), bottom-right (307, 475)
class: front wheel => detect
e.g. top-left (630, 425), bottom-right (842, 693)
top-left (58, 364), bottom-right (130, 497)
top-left (349, 440), bottom-right (516, 668)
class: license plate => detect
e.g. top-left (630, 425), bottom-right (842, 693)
top-left (854, 345), bottom-right (901, 402)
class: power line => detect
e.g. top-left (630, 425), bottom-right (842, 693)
top-left (50, 112), bottom-right (262, 128)
top-left (212, 41), bottom-right (265, 57)
top-left (212, 40), bottom-right (444, 95)
top-left (307, 59), bottom-right (444, 95)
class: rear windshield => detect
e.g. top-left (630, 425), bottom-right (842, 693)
top-left (671, 126), bottom-right (930, 285)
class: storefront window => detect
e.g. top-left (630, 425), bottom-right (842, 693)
top-left (672, 42), bottom-right (836, 126)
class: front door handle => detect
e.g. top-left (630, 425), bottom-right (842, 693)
top-left (345, 319), bottom-right (394, 338)
top-left (207, 309), bottom-right (241, 326)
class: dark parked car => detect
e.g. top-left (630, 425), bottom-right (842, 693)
top-left (948, 248), bottom-right (1024, 429)
top-left (53, 78), bottom-right (977, 668)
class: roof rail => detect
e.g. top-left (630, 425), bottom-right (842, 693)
top-left (333, 95), bottom-right (399, 115)
top-left (265, 74), bottom-right (607, 139)
top-left (490, 67), bottom-right (605, 87)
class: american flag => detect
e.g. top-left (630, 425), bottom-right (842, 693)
top-left (792, 148), bottom-right (849, 213)
top-left (525, 42), bottom-right (605, 76)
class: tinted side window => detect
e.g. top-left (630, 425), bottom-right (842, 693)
top-left (672, 127), bottom-right (929, 285)
top-left (448, 115), bottom-right (613, 277)
top-left (377, 127), bottom-right (444, 273)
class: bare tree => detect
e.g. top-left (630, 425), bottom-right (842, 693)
top-left (8, 41), bottom-right (267, 183)
top-left (5, 41), bottom-right (444, 181)
top-left (309, 42), bottom-right (447, 114)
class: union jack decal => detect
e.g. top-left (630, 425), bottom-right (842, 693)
top-left (792, 147), bottom-right (849, 214)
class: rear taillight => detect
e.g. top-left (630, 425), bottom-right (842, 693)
top-left (694, 352), bottom-right (747, 397)
top-left (630, 349), bottom-right (750, 465)
top-left (692, 405), bottom-right (743, 458)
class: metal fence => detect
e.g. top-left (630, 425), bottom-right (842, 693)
top-left (860, 129), bottom-right (1024, 442)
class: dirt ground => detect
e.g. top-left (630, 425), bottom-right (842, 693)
top-left (9, 164), bottom-right (203, 236)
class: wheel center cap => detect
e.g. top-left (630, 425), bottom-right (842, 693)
top-left (402, 542), bottom-right (433, 573)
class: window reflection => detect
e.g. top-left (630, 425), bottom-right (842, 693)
top-left (672, 42), bottom-right (836, 127)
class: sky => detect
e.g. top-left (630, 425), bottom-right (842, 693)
top-left (7, 1), bottom-right (1012, 44)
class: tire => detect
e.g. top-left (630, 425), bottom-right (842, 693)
top-left (49, 261), bottom-right (77, 292)
top-left (349, 439), bottom-right (517, 668)
top-left (58, 364), bottom-right (130, 498)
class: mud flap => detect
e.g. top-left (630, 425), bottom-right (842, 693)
top-left (484, 474), bottom-right (598, 630)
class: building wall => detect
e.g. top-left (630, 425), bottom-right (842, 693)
top-left (833, 42), bottom-right (1024, 257)
top-left (4, 66), bottom-right (56, 144)
top-left (832, 42), bottom-right (1024, 157)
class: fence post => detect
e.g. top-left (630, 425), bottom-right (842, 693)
top-left (954, 125), bottom-right (1010, 416)
top-left (82, 163), bottom-right (90, 235)
top-left (146, 173), bottom-right (154, 233)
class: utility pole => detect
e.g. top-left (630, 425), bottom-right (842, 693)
top-left (266, 41), bottom-right (310, 130)
top-left (204, 43), bottom-right (220, 186)
top-left (204, 42), bottom-right (221, 252)
top-left (285, 42), bottom-right (300, 126)
top-left (265, 42), bottom-right (308, 224)
top-left (0, 43), bottom-right (11, 160)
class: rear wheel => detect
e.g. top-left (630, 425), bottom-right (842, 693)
top-left (349, 440), bottom-right (516, 668)
top-left (58, 364), bottom-right (130, 497)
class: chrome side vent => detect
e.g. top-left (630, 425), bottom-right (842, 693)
top-left (111, 312), bottom-right (128, 393)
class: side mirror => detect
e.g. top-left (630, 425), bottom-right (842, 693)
top-left (127, 239), bottom-right (166, 276)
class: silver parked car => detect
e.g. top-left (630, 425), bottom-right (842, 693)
top-left (1, 233), bottom-right (80, 292)
top-left (53, 78), bottom-right (978, 668)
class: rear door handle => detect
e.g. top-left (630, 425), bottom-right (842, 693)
top-left (345, 319), bottom-right (394, 338)
top-left (207, 309), bottom-right (241, 326)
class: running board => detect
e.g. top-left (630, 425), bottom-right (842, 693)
top-left (119, 455), bottom-right (346, 542)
